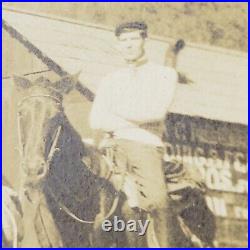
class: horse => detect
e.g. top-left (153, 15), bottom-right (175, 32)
top-left (11, 73), bottom-right (215, 248)
top-left (12, 74), bottom-right (117, 247)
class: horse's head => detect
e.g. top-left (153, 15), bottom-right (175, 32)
top-left (13, 73), bottom-right (79, 182)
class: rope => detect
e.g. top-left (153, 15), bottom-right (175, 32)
top-left (48, 185), bottom-right (120, 225)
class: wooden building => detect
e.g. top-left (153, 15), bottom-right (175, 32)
top-left (2, 7), bottom-right (248, 247)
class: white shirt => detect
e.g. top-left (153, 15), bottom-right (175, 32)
top-left (89, 60), bottom-right (177, 146)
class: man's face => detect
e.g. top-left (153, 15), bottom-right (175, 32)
top-left (117, 30), bottom-right (145, 62)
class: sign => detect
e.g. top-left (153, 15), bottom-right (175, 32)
top-left (165, 113), bottom-right (248, 246)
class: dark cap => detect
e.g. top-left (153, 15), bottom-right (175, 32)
top-left (115, 21), bottom-right (148, 38)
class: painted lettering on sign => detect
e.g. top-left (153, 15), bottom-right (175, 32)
top-left (164, 143), bottom-right (248, 194)
top-left (164, 114), bottom-right (248, 222)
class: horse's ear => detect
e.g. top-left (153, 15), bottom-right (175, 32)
top-left (13, 75), bottom-right (32, 90)
top-left (54, 71), bottom-right (81, 94)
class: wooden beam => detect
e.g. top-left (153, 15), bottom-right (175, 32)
top-left (2, 19), bottom-right (95, 102)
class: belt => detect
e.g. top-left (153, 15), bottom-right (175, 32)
top-left (138, 120), bottom-right (165, 138)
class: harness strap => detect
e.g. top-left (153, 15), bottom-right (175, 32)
top-left (17, 95), bottom-right (61, 108)
top-left (47, 126), bottom-right (62, 164)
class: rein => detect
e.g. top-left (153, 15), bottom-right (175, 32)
top-left (47, 147), bottom-right (127, 224)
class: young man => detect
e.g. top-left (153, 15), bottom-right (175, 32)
top-left (89, 21), bottom-right (177, 247)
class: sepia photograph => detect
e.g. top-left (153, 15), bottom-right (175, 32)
top-left (2, 2), bottom-right (248, 248)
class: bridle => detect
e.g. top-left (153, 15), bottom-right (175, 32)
top-left (17, 95), bottom-right (62, 179)
top-left (16, 94), bottom-right (126, 224)
top-left (17, 94), bottom-right (62, 109)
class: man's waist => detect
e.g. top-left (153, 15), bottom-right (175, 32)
top-left (138, 120), bottom-right (165, 136)
top-left (112, 125), bottom-right (164, 146)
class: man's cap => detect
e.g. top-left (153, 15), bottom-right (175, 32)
top-left (115, 21), bottom-right (148, 38)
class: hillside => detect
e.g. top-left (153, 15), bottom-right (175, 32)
top-left (3, 2), bottom-right (248, 52)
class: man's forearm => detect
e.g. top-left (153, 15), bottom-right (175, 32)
top-left (91, 129), bottom-right (105, 146)
top-left (90, 112), bottom-right (137, 132)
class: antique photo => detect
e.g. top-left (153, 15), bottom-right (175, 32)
top-left (2, 2), bottom-right (248, 248)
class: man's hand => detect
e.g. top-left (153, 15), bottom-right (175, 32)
top-left (91, 130), bottom-right (105, 146)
